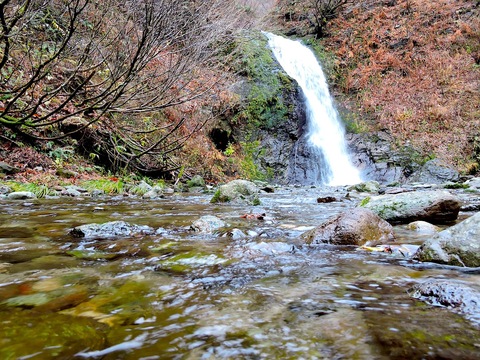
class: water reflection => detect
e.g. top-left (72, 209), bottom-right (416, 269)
top-left (0, 190), bottom-right (479, 359)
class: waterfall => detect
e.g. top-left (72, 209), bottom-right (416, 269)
top-left (265, 33), bottom-right (361, 186)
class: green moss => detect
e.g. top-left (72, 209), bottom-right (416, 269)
top-left (444, 183), bottom-right (469, 189)
top-left (359, 196), bottom-right (371, 207)
top-left (3, 181), bottom-right (55, 198)
top-left (210, 189), bottom-right (230, 203)
top-left (232, 32), bottom-right (292, 131)
top-left (80, 179), bottom-right (124, 194)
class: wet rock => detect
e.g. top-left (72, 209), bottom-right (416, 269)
top-left (301, 207), bottom-right (395, 246)
top-left (191, 215), bottom-right (226, 233)
top-left (414, 212), bottom-right (480, 267)
top-left (348, 180), bottom-right (380, 193)
top-left (408, 158), bottom-right (460, 184)
top-left (210, 179), bottom-right (260, 205)
top-left (0, 185), bottom-right (12, 194)
top-left (7, 191), bottom-right (37, 200)
top-left (465, 177), bottom-right (480, 189)
top-left (317, 196), bottom-right (337, 203)
top-left (222, 228), bottom-right (247, 239)
top-left (143, 185), bottom-right (165, 199)
top-left (410, 279), bottom-right (480, 323)
top-left (69, 221), bottom-right (155, 239)
top-left (0, 310), bottom-right (107, 359)
top-left (361, 190), bottom-right (460, 224)
top-left (364, 304), bottom-right (480, 359)
top-left (406, 221), bottom-right (441, 234)
top-left (61, 186), bottom-right (82, 197)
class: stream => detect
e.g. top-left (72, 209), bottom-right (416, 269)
top-left (1, 187), bottom-right (479, 359)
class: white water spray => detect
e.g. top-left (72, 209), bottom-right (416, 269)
top-left (266, 33), bottom-right (361, 186)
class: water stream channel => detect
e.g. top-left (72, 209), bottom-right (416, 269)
top-left (1, 188), bottom-right (479, 359)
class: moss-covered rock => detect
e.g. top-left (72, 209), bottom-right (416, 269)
top-left (414, 212), bottom-right (480, 267)
top-left (360, 190), bottom-right (460, 225)
top-left (210, 179), bottom-right (260, 205)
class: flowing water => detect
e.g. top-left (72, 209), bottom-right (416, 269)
top-left (1, 189), bottom-right (479, 359)
top-left (266, 33), bottom-right (361, 186)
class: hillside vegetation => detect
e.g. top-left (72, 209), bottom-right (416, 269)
top-left (1, 0), bottom-right (479, 186)
top-left (277, 0), bottom-right (480, 173)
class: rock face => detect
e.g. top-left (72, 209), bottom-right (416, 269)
top-left (211, 180), bottom-right (260, 205)
top-left (410, 279), bottom-right (480, 322)
top-left (361, 190), bottom-right (461, 224)
top-left (408, 158), bottom-right (460, 184)
top-left (69, 221), bottom-right (155, 239)
top-left (301, 207), bottom-right (395, 246)
top-left (414, 212), bottom-right (480, 267)
top-left (347, 132), bottom-right (422, 184)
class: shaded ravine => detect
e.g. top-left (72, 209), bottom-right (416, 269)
top-left (0, 188), bottom-right (479, 359)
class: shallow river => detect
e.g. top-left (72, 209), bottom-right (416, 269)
top-left (0, 187), bottom-right (479, 359)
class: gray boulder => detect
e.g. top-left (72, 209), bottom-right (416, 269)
top-left (361, 190), bottom-right (460, 224)
top-left (7, 191), bottom-right (37, 200)
top-left (143, 185), bottom-right (164, 199)
top-left (69, 221), bottom-right (155, 239)
top-left (300, 207), bottom-right (395, 246)
top-left (414, 212), bottom-right (480, 267)
top-left (210, 180), bottom-right (260, 205)
top-left (408, 158), bottom-right (460, 184)
top-left (190, 215), bottom-right (226, 233)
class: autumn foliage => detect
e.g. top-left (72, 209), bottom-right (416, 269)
top-left (278, 0), bottom-right (480, 172)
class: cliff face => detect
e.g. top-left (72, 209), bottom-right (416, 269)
top-left (276, 0), bottom-right (480, 174)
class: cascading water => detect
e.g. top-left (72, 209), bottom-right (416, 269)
top-left (266, 32), bottom-right (361, 186)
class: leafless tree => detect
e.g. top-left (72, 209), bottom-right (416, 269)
top-left (0, 0), bottom-right (249, 174)
top-left (308, 0), bottom-right (350, 38)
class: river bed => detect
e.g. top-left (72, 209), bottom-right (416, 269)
top-left (1, 187), bottom-right (479, 359)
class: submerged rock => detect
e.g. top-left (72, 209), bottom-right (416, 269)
top-left (414, 212), bottom-right (480, 267)
top-left (191, 215), bottom-right (226, 233)
top-left (301, 207), bottom-right (395, 246)
top-left (69, 221), bottom-right (155, 239)
top-left (210, 179), bottom-right (260, 205)
top-left (0, 310), bottom-right (107, 359)
top-left (406, 221), bottom-right (441, 234)
top-left (361, 190), bottom-right (460, 224)
top-left (410, 279), bottom-right (480, 323)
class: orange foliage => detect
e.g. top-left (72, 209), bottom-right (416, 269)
top-left (321, 0), bottom-right (480, 170)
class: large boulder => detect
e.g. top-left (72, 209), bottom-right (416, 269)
top-left (408, 158), bottom-right (460, 184)
top-left (361, 190), bottom-right (460, 224)
top-left (7, 191), bottom-right (37, 200)
top-left (210, 180), bottom-right (260, 205)
top-left (300, 207), bottom-right (395, 246)
top-left (69, 221), bottom-right (155, 239)
top-left (414, 212), bottom-right (480, 267)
